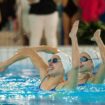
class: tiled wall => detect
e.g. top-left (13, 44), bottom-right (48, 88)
top-left (0, 46), bottom-right (99, 65)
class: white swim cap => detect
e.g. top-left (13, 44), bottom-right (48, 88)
top-left (55, 52), bottom-right (72, 74)
top-left (83, 49), bottom-right (102, 74)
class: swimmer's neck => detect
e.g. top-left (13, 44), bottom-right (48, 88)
top-left (78, 73), bottom-right (90, 84)
top-left (41, 74), bottom-right (65, 90)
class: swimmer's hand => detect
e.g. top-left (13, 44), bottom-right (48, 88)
top-left (69, 20), bottom-right (79, 38)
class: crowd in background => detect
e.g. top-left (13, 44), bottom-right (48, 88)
top-left (0, 0), bottom-right (105, 46)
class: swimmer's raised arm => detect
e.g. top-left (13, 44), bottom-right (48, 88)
top-left (63, 20), bottom-right (80, 90)
top-left (31, 45), bottom-right (59, 54)
top-left (69, 20), bottom-right (80, 68)
top-left (92, 63), bottom-right (105, 84)
top-left (64, 68), bottom-right (78, 90)
top-left (91, 29), bottom-right (105, 63)
top-left (0, 48), bottom-right (48, 79)
top-left (17, 45), bottom-right (59, 55)
top-left (64, 66), bottom-right (89, 90)
top-left (91, 29), bottom-right (105, 84)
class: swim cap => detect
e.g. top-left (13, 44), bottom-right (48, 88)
top-left (83, 49), bottom-right (102, 74)
top-left (55, 52), bottom-right (72, 74)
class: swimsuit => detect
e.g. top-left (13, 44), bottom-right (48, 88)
top-left (38, 75), bottom-right (57, 91)
top-left (63, 0), bottom-right (78, 17)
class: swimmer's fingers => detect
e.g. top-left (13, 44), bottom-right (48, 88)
top-left (91, 29), bottom-right (101, 41)
top-left (69, 20), bottom-right (79, 38)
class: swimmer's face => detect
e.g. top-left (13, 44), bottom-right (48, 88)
top-left (47, 55), bottom-right (64, 76)
top-left (80, 52), bottom-right (93, 71)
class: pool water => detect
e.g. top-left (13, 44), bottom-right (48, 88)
top-left (0, 60), bottom-right (105, 105)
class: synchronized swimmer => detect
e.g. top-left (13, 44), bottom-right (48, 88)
top-left (0, 20), bottom-right (105, 91)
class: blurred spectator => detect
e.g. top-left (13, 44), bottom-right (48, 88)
top-left (79, 0), bottom-right (105, 23)
top-left (100, 12), bottom-right (105, 23)
top-left (16, 0), bottom-right (30, 35)
top-left (28, 0), bottom-right (59, 47)
top-left (16, 0), bottom-right (30, 45)
top-left (0, 6), bottom-right (2, 24)
top-left (77, 0), bottom-right (105, 45)
top-left (0, 0), bottom-right (17, 31)
top-left (62, 0), bottom-right (80, 45)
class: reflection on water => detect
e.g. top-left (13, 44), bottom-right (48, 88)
top-left (0, 64), bottom-right (105, 105)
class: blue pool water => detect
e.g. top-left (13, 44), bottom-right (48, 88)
top-left (0, 60), bottom-right (105, 105)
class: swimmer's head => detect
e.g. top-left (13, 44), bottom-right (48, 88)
top-left (80, 49), bottom-right (102, 74)
top-left (47, 51), bottom-right (72, 77)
